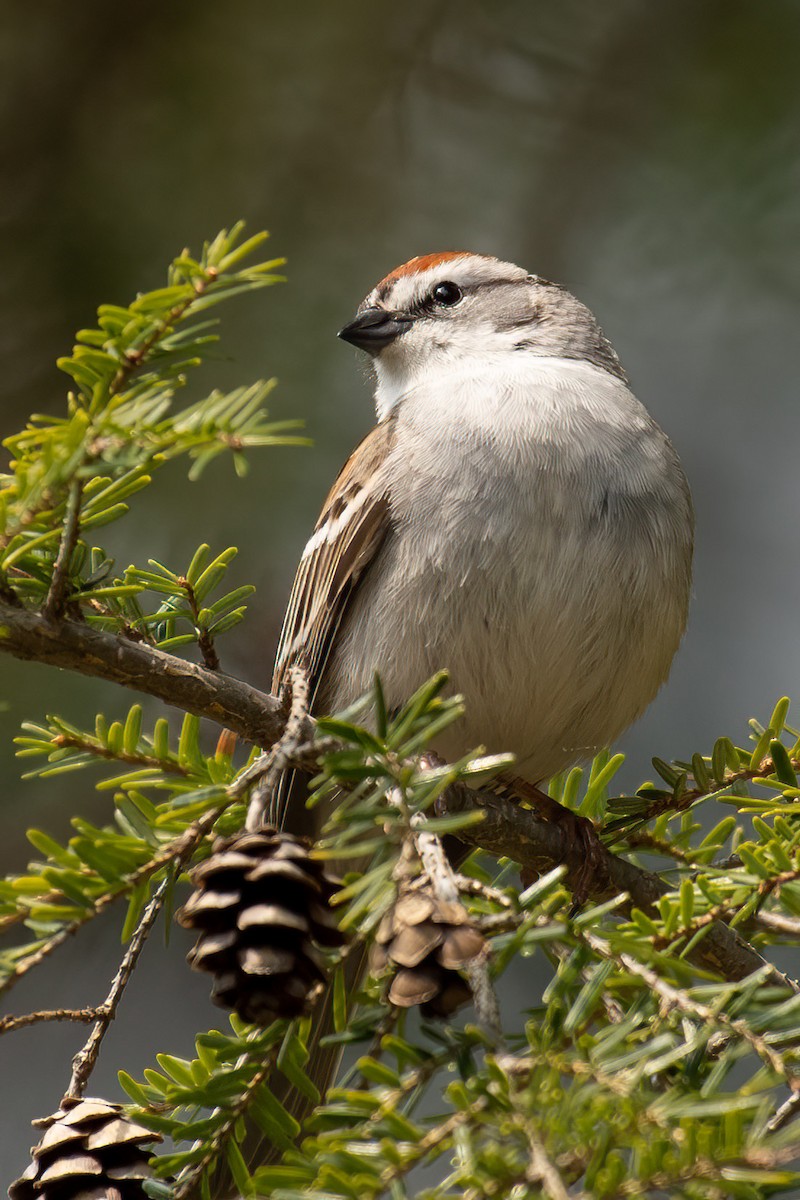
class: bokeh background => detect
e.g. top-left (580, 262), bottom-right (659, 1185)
top-left (2, 0), bottom-right (800, 1175)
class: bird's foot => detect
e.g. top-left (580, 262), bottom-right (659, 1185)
top-left (498, 777), bottom-right (608, 912)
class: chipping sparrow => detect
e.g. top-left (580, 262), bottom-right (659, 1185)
top-left (232, 253), bottom-right (695, 1184)
top-left (272, 252), bottom-right (694, 829)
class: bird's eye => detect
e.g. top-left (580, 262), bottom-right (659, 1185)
top-left (431, 281), bottom-right (463, 307)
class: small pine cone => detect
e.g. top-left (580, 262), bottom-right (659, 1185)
top-left (176, 828), bottom-right (345, 1023)
top-left (9, 1096), bottom-right (161, 1200)
top-left (373, 889), bottom-right (486, 1018)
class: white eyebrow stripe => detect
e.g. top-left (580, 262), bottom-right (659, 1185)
top-left (378, 257), bottom-right (528, 312)
top-left (300, 486), bottom-right (372, 559)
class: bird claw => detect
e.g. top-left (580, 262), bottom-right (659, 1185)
top-left (566, 812), bottom-right (606, 914)
top-left (493, 777), bottom-right (607, 913)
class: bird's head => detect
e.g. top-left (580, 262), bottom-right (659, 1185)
top-left (338, 252), bottom-right (625, 414)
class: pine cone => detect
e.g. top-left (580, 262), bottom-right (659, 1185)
top-left (176, 828), bottom-right (345, 1023)
top-left (373, 889), bottom-right (486, 1018)
top-left (9, 1096), bottom-right (161, 1200)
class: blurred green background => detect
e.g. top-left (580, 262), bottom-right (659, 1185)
top-left (2, 0), bottom-right (800, 1173)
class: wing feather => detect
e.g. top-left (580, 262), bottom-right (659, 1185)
top-left (272, 418), bottom-right (394, 698)
top-left (269, 418), bottom-right (395, 831)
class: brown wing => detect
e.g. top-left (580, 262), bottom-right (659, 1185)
top-left (269, 419), bottom-right (394, 833)
top-left (272, 417), bottom-right (395, 703)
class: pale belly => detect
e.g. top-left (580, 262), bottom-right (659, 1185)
top-left (318, 359), bottom-right (692, 782)
top-left (320, 515), bottom-right (689, 784)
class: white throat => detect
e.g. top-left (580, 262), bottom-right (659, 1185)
top-left (374, 351), bottom-right (626, 425)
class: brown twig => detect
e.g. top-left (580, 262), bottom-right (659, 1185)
top-left (647, 868), bottom-right (800, 954)
top-left (442, 779), bottom-right (797, 990)
top-left (177, 575), bottom-right (221, 672)
top-left (625, 830), bottom-right (696, 864)
top-left (66, 876), bottom-right (170, 1099)
top-left (624, 753), bottom-right (800, 828)
top-left (106, 272), bottom-right (217, 399)
top-left (0, 599), bottom-right (294, 747)
top-left (0, 1007), bottom-right (98, 1035)
top-left (244, 665), bottom-right (310, 831)
top-left (522, 1124), bottom-right (577, 1200)
top-left (49, 732), bottom-right (191, 775)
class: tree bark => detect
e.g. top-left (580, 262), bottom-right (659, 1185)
top-left (0, 600), bottom-right (297, 747)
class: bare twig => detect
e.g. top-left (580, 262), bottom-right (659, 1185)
top-left (66, 877), bottom-right (170, 1098)
top-left (0, 1007), bottom-right (98, 1035)
top-left (0, 897), bottom-right (120, 998)
top-left (769, 1089), bottom-right (800, 1133)
top-left (43, 478), bottom-right (83, 621)
top-left (453, 876), bottom-right (514, 909)
top-left (757, 911), bottom-right (800, 937)
top-left (244, 665), bottom-right (310, 831)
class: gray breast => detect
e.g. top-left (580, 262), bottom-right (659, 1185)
top-left (322, 357), bottom-right (693, 782)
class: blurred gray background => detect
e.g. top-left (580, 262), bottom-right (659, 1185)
top-left (1, 0), bottom-right (799, 1176)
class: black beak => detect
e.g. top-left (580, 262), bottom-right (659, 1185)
top-left (337, 307), bottom-right (411, 355)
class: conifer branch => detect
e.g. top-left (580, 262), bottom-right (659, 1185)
top-left (0, 599), bottom-right (293, 747)
top-left (442, 778), bottom-right (797, 988)
top-left (0, 804), bottom-right (226, 999)
top-left (48, 731), bottom-right (192, 775)
top-left (582, 929), bottom-right (799, 1089)
top-left (171, 1052), bottom-right (280, 1199)
top-left (0, 596), bottom-right (790, 992)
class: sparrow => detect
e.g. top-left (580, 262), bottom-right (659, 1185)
top-left (235, 253), bottom-right (695, 1183)
top-left (271, 252), bottom-right (694, 835)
